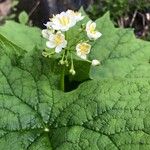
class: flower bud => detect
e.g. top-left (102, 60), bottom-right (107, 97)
top-left (59, 60), bottom-right (65, 65)
top-left (69, 69), bottom-right (76, 75)
top-left (92, 59), bottom-right (100, 66)
top-left (64, 60), bottom-right (69, 67)
top-left (44, 128), bottom-right (49, 132)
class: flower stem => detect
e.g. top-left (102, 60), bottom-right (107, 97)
top-left (60, 65), bottom-right (65, 91)
top-left (60, 31), bottom-right (68, 91)
top-left (71, 53), bottom-right (74, 69)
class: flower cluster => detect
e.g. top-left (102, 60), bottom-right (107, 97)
top-left (42, 10), bottom-right (102, 75)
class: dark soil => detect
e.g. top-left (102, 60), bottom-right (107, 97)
top-left (116, 10), bottom-right (150, 40)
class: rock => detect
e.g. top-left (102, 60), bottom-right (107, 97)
top-left (0, 0), bottom-right (11, 21)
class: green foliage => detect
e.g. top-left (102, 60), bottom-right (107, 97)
top-left (0, 34), bottom-right (26, 57)
top-left (86, 0), bottom-right (150, 20)
top-left (4, 0), bottom-right (19, 20)
top-left (18, 11), bottom-right (29, 25)
top-left (0, 21), bottom-right (45, 52)
top-left (0, 10), bottom-right (150, 150)
top-left (89, 12), bottom-right (150, 79)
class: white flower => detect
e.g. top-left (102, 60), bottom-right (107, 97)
top-left (50, 12), bottom-right (76, 32)
top-left (66, 10), bottom-right (84, 22)
top-left (86, 20), bottom-right (102, 40)
top-left (42, 29), bottom-right (53, 39)
top-left (46, 31), bottom-right (67, 53)
top-left (91, 59), bottom-right (100, 66)
top-left (42, 21), bottom-right (55, 39)
top-left (76, 42), bottom-right (91, 60)
top-left (44, 21), bottom-right (53, 29)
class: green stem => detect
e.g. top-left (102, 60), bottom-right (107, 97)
top-left (71, 53), bottom-right (74, 69)
top-left (60, 65), bottom-right (65, 91)
top-left (59, 31), bottom-right (68, 91)
top-left (60, 31), bottom-right (70, 91)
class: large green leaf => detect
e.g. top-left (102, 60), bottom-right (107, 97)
top-left (0, 52), bottom-right (150, 149)
top-left (0, 12), bottom-right (150, 150)
top-left (51, 79), bottom-right (150, 150)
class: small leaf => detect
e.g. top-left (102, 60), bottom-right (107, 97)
top-left (18, 11), bottom-right (29, 25)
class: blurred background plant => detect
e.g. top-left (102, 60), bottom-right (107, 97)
top-left (0, 0), bottom-right (19, 22)
top-left (85, 0), bottom-right (150, 39)
top-left (7, 0), bottom-right (19, 19)
top-left (86, 0), bottom-right (150, 21)
top-left (1, 0), bottom-right (150, 39)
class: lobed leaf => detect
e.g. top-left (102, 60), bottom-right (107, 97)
top-left (0, 10), bottom-right (150, 150)
top-left (0, 54), bottom-right (150, 149)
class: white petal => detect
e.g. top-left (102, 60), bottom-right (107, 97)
top-left (51, 24), bottom-right (61, 31)
top-left (80, 54), bottom-right (87, 60)
top-left (88, 33), bottom-right (93, 39)
top-left (66, 10), bottom-right (73, 14)
top-left (42, 29), bottom-right (53, 39)
top-left (48, 34), bottom-right (55, 42)
top-left (44, 21), bottom-right (53, 28)
top-left (59, 11), bottom-right (66, 16)
top-left (61, 40), bottom-right (67, 48)
top-left (76, 44), bottom-right (81, 52)
top-left (86, 20), bottom-right (92, 32)
top-left (60, 26), bottom-right (70, 32)
top-left (87, 31), bottom-right (102, 40)
top-left (57, 31), bottom-right (63, 34)
top-left (76, 15), bottom-right (84, 21)
top-left (95, 32), bottom-right (102, 39)
top-left (66, 10), bottom-right (84, 22)
top-left (77, 51), bottom-right (87, 60)
top-left (42, 29), bottom-right (48, 39)
top-left (55, 46), bottom-right (63, 53)
top-left (86, 20), bottom-right (92, 27)
top-left (92, 22), bottom-right (96, 28)
top-left (46, 41), bottom-right (56, 48)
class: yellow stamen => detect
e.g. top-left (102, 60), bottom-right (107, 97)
top-left (79, 43), bottom-right (90, 54)
top-left (89, 24), bottom-right (96, 34)
top-left (59, 16), bottom-right (70, 26)
top-left (55, 34), bottom-right (63, 45)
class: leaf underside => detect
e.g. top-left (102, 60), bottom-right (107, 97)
top-left (0, 11), bottom-right (150, 150)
